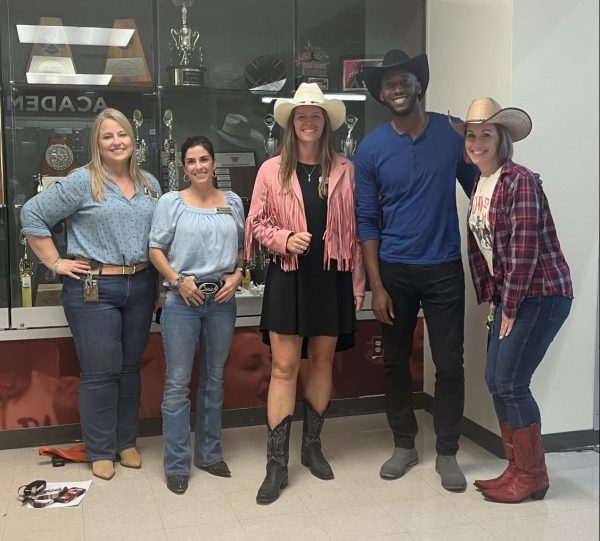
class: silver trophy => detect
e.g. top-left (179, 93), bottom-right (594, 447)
top-left (162, 109), bottom-right (179, 191)
top-left (263, 114), bottom-right (278, 157)
top-left (168, 0), bottom-right (206, 86)
top-left (132, 109), bottom-right (148, 165)
top-left (341, 115), bottom-right (359, 157)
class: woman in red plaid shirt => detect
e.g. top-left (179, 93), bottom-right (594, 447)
top-left (450, 98), bottom-right (573, 503)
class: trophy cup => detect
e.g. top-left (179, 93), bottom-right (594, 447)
top-left (167, 0), bottom-right (206, 86)
top-left (162, 109), bottom-right (179, 191)
top-left (341, 115), bottom-right (359, 157)
top-left (132, 109), bottom-right (148, 165)
top-left (263, 114), bottom-right (278, 157)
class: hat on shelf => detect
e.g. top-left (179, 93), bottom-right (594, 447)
top-left (217, 113), bottom-right (263, 148)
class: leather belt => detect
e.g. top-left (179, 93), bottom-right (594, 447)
top-left (77, 259), bottom-right (150, 276)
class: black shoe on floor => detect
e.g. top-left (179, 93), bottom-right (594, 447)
top-left (166, 475), bottom-right (189, 494)
top-left (199, 460), bottom-right (231, 478)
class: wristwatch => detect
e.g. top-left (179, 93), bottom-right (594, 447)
top-left (172, 274), bottom-right (185, 289)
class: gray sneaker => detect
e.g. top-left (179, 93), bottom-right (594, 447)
top-left (435, 454), bottom-right (467, 491)
top-left (379, 447), bottom-right (418, 480)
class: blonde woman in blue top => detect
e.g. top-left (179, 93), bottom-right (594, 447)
top-left (149, 135), bottom-right (245, 495)
top-left (21, 108), bottom-right (161, 481)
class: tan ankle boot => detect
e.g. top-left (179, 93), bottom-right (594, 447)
top-left (119, 447), bottom-right (142, 469)
top-left (92, 460), bottom-right (115, 480)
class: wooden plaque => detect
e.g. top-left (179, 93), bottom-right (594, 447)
top-left (27, 17), bottom-right (76, 77)
top-left (105, 19), bottom-right (152, 85)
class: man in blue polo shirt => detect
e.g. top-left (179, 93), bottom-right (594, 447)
top-left (354, 50), bottom-right (476, 491)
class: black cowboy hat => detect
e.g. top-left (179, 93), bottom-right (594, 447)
top-left (362, 49), bottom-right (429, 103)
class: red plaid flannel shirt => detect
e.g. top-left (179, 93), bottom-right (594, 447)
top-left (467, 161), bottom-right (573, 318)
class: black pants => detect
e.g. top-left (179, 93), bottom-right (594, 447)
top-left (379, 260), bottom-right (465, 455)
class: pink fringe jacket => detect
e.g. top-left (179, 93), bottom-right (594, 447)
top-left (245, 154), bottom-right (365, 297)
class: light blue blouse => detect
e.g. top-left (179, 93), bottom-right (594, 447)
top-left (149, 190), bottom-right (245, 284)
top-left (20, 166), bottom-right (161, 265)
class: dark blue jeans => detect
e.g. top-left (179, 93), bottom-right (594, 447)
top-left (380, 260), bottom-right (465, 455)
top-left (486, 295), bottom-right (572, 430)
top-left (62, 269), bottom-right (156, 462)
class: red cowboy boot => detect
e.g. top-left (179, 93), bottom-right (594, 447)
top-left (483, 423), bottom-right (549, 503)
top-left (474, 422), bottom-right (516, 490)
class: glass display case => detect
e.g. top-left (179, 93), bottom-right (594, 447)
top-left (0, 0), bottom-right (425, 331)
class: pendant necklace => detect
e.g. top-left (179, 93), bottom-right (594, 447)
top-left (300, 163), bottom-right (319, 182)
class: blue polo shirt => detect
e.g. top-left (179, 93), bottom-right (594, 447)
top-left (353, 112), bottom-right (477, 265)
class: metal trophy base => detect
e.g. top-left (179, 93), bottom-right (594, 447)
top-left (167, 65), bottom-right (206, 86)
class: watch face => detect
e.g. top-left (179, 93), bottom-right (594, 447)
top-left (45, 144), bottom-right (74, 171)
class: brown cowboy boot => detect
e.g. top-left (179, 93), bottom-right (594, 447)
top-left (301, 400), bottom-right (334, 480)
top-left (256, 416), bottom-right (292, 505)
top-left (483, 423), bottom-right (549, 503)
top-left (474, 422), bottom-right (516, 490)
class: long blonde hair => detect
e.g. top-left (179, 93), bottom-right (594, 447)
top-left (87, 108), bottom-right (152, 201)
top-left (278, 107), bottom-right (336, 199)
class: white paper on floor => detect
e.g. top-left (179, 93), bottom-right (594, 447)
top-left (23, 480), bottom-right (92, 509)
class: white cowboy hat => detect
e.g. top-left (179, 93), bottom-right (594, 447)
top-left (273, 83), bottom-right (346, 131)
top-left (449, 97), bottom-right (532, 142)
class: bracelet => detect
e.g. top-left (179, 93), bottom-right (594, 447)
top-left (235, 266), bottom-right (245, 275)
top-left (50, 257), bottom-right (61, 280)
top-left (173, 274), bottom-right (185, 289)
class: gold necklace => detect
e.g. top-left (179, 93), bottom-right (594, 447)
top-left (300, 163), bottom-right (319, 182)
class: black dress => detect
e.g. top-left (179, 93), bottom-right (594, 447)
top-left (260, 163), bottom-right (356, 357)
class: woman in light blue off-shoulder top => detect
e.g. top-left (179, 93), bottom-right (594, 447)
top-left (149, 135), bottom-right (245, 495)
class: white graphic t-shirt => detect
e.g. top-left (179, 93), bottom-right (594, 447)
top-left (469, 167), bottom-right (502, 275)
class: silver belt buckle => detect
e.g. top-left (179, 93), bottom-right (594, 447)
top-left (198, 282), bottom-right (219, 295)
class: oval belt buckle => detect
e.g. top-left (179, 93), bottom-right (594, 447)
top-left (198, 282), bottom-right (219, 295)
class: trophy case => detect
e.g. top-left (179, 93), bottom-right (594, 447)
top-left (0, 0), bottom-right (158, 328)
top-left (0, 0), bottom-right (425, 330)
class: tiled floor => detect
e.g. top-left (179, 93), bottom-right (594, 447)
top-left (0, 411), bottom-right (597, 541)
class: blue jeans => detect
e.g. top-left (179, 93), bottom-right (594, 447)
top-left (486, 295), bottom-right (571, 430)
top-left (62, 269), bottom-right (156, 462)
top-left (160, 291), bottom-right (236, 476)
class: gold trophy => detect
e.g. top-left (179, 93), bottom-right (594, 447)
top-left (132, 109), bottom-right (148, 165)
top-left (162, 109), bottom-right (179, 191)
top-left (167, 0), bottom-right (206, 86)
top-left (19, 235), bottom-right (33, 308)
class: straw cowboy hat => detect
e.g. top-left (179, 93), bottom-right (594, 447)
top-left (362, 49), bottom-right (429, 103)
top-left (449, 98), bottom-right (532, 142)
top-left (273, 83), bottom-right (346, 131)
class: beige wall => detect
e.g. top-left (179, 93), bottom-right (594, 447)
top-left (424, 0), bottom-right (599, 435)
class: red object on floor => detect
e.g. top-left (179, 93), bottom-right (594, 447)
top-left (39, 442), bottom-right (88, 463)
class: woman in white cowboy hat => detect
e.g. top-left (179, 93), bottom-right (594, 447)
top-left (246, 82), bottom-right (365, 504)
top-left (450, 98), bottom-right (573, 503)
